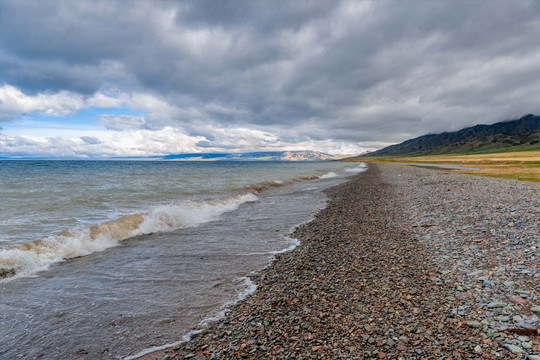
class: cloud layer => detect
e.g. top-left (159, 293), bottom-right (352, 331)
top-left (1, 0), bottom-right (540, 157)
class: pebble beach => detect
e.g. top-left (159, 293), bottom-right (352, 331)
top-left (144, 163), bottom-right (539, 360)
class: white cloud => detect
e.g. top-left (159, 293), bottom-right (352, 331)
top-left (0, 127), bottom-right (204, 158)
top-left (0, 125), bottom-right (367, 158)
top-left (87, 92), bottom-right (123, 108)
top-left (0, 84), bottom-right (85, 120)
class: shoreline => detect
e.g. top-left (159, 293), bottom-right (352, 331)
top-left (139, 163), bottom-right (539, 359)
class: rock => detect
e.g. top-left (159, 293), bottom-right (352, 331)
top-left (516, 289), bottom-right (530, 297)
top-left (521, 341), bottom-right (532, 350)
top-left (398, 336), bottom-right (409, 344)
top-left (528, 355), bottom-right (540, 360)
top-left (466, 321), bottom-right (482, 328)
top-left (172, 343), bottom-right (182, 350)
top-left (503, 344), bottom-right (523, 354)
top-left (509, 295), bottom-right (527, 305)
top-left (487, 302), bottom-right (507, 308)
top-left (408, 288), bottom-right (418, 295)
top-left (494, 316), bottom-right (509, 322)
top-left (530, 305), bottom-right (540, 313)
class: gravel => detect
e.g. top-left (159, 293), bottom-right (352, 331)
top-left (145, 163), bottom-right (539, 359)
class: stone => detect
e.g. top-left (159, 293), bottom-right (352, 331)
top-left (503, 344), bottom-right (523, 354)
top-left (408, 288), bottom-right (418, 295)
top-left (466, 321), bottom-right (482, 328)
top-left (398, 336), bottom-right (409, 344)
top-left (530, 305), bottom-right (540, 313)
top-left (487, 302), bottom-right (507, 308)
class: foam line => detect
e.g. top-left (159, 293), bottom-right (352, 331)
top-left (0, 193), bottom-right (258, 282)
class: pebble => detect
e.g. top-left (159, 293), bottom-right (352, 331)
top-left (158, 164), bottom-right (539, 360)
top-left (487, 302), bottom-right (507, 309)
top-left (503, 344), bottom-right (524, 354)
top-left (467, 321), bottom-right (482, 328)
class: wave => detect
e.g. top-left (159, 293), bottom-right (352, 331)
top-left (0, 193), bottom-right (258, 282)
top-left (345, 163), bottom-right (367, 173)
top-left (319, 171), bottom-right (338, 179)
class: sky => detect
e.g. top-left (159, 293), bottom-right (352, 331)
top-left (1, 0), bottom-right (540, 158)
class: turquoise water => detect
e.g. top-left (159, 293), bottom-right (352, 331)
top-left (0, 160), bottom-right (365, 359)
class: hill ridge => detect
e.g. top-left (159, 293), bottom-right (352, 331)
top-left (366, 114), bottom-right (540, 156)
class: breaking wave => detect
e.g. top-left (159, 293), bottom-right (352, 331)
top-left (319, 171), bottom-right (338, 179)
top-left (345, 163), bottom-right (368, 173)
top-left (0, 193), bottom-right (258, 282)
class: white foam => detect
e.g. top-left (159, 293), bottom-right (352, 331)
top-left (136, 193), bottom-right (258, 235)
top-left (0, 193), bottom-right (258, 283)
top-left (319, 171), bottom-right (338, 179)
top-left (238, 237), bottom-right (300, 257)
top-left (345, 163), bottom-right (367, 173)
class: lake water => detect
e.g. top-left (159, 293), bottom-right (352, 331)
top-left (0, 160), bottom-right (365, 359)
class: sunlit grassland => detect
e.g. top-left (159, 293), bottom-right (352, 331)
top-left (346, 151), bottom-right (540, 182)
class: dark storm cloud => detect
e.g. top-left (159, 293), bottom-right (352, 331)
top-left (2, 0), bottom-right (540, 146)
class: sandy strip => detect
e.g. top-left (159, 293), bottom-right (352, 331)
top-left (138, 164), bottom-right (539, 359)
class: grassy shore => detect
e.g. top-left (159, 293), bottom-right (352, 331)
top-left (348, 150), bottom-right (540, 182)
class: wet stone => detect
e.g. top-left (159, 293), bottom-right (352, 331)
top-left (467, 321), bottom-right (482, 328)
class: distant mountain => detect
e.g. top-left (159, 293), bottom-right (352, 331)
top-left (365, 114), bottom-right (540, 156)
top-left (163, 150), bottom-right (336, 161)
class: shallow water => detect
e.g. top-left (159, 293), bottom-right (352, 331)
top-left (0, 160), bottom-right (365, 359)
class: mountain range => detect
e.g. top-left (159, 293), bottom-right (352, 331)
top-left (365, 114), bottom-right (540, 156)
top-left (162, 150), bottom-right (337, 161)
